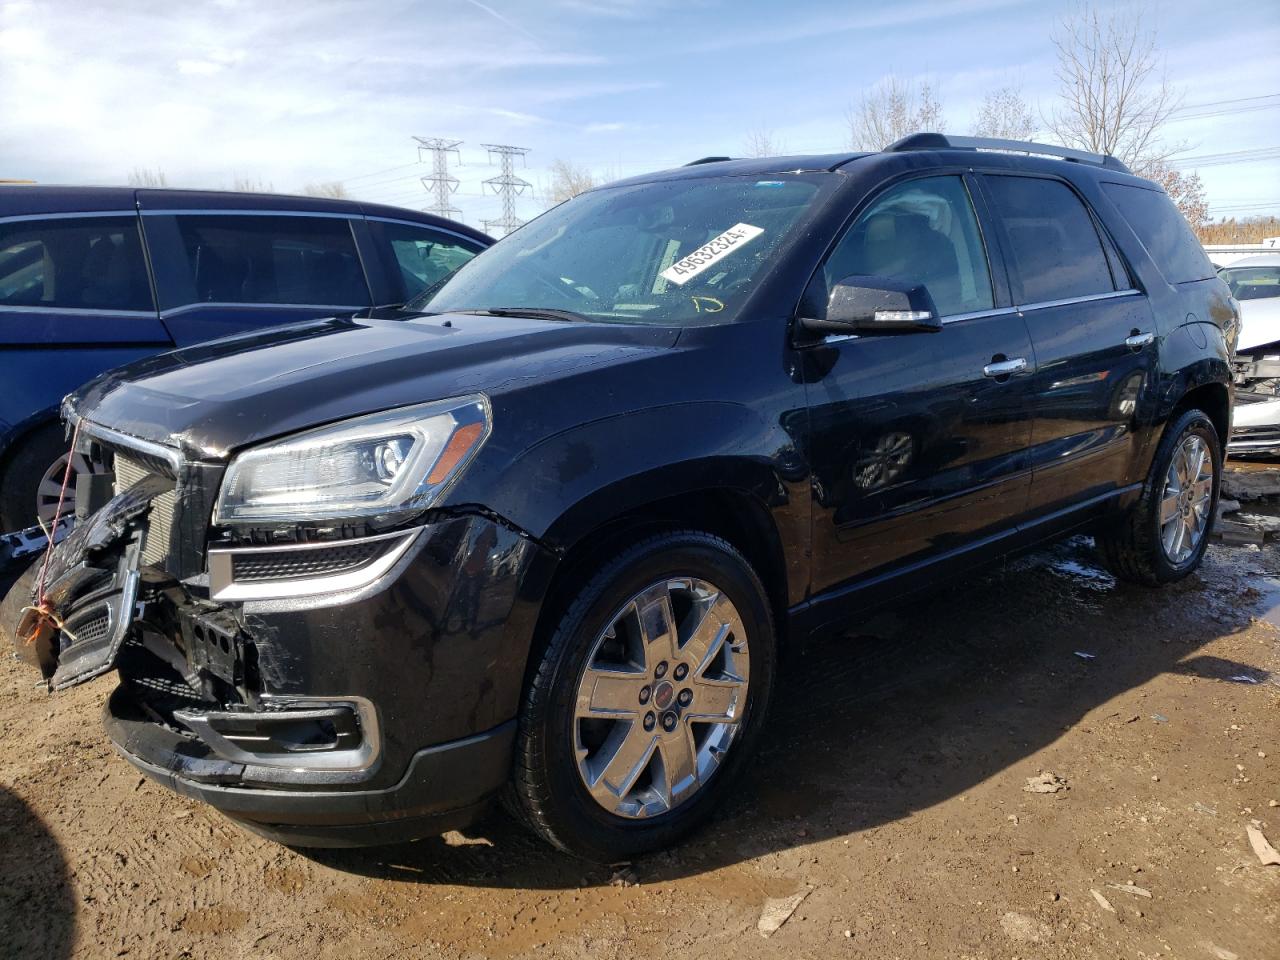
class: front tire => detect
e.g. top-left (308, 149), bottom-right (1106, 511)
top-left (1097, 407), bottom-right (1221, 585)
top-left (0, 422), bottom-right (105, 532)
top-left (511, 531), bottom-right (775, 861)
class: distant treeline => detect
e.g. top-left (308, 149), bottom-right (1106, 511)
top-left (1197, 216), bottom-right (1280, 245)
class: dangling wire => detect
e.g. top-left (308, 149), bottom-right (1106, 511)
top-left (19, 419), bottom-right (84, 653)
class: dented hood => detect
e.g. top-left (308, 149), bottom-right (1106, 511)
top-left (70, 312), bottom-right (679, 460)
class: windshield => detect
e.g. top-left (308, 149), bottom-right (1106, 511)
top-left (407, 175), bottom-right (826, 324)
top-left (1220, 265), bottom-right (1280, 301)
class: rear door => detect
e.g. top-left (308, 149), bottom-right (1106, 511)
top-left (0, 211), bottom-right (168, 432)
top-left (801, 173), bottom-right (1037, 602)
top-left (140, 209), bottom-right (373, 345)
top-left (979, 173), bottom-right (1159, 517)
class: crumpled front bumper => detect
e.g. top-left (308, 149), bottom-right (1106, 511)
top-left (105, 682), bottom-right (517, 846)
top-left (12, 473), bottom-right (168, 690)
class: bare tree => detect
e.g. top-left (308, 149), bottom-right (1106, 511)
top-left (1047, 4), bottom-right (1182, 176)
top-left (847, 77), bottom-right (945, 150)
top-left (303, 181), bottom-right (349, 199)
top-left (743, 127), bottom-right (786, 158)
top-left (972, 86), bottom-right (1038, 140)
top-left (1148, 163), bottom-right (1208, 230)
top-left (547, 159), bottom-right (596, 205)
top-left (127, 167), bottom-right (168, 188)
top-left (231, 176), bottom-right (274, 193)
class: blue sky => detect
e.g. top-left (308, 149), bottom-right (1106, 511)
top-left (1, 0), bottom-right (1277, 230)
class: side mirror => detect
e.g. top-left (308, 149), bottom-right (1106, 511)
top-left (801, 275), bottom-right (942, 335)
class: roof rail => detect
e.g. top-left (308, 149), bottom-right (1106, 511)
top-left (685, 156), bottom-right (734, 166)
top-left (885, 133), bottom-right (1131, 173)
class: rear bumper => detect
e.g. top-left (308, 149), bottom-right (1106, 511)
top-left (105, 683), bottom-right (516, 846)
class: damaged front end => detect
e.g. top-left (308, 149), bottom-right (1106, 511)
top-left (13, 415), bottom-right (386, 786)
top-left (9, 400), bottom-right (551, 845)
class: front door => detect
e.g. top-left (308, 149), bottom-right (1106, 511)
top-left (801, 174), bottom-right (1036, 605)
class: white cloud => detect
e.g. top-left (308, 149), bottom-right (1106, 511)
top-left (176, 58), bottom-right (224, 75)
top-left (585, 121), bottom-right (625, 132)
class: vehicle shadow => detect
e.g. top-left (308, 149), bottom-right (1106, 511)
top-left (303, 538), bottom-right (1266, 889)
top-left (0, 785), bottom-right (77, 960)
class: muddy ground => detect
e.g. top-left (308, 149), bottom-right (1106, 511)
top-left (3, 498), bottom-right (1278, 959)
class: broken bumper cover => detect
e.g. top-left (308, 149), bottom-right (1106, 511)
top-left (105, 683), bottom-right (517, 846)
top-left (26, 484), bottom-right (552, 843)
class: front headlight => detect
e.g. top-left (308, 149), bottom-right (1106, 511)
top-left (214, 395), bottom-right (490, 523)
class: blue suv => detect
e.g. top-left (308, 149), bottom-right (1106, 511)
top-left (0, 186), bottom-right (490, 529)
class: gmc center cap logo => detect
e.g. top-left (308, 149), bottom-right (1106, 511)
top-left (653, 680), bottom-right (676, 711)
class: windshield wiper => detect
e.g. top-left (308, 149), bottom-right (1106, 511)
top-left (454, 307), bottom-right (593, 323)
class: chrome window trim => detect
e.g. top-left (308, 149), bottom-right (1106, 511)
top-left (363, 215), bottom-right (486, 246)
top-left (0, 304), bottom-right (157, 318)
top-left (159, 300), bottom-right (366, 317)
top-left (1015, 288), bottom-right (1140, 312)
top-left (63, 406), bottom-right (184, 473)
top-left (139, 208), bottom-right (359, 219)
top-left (941, 306), bottom-right (1019, 325)
top-left (0, 210), bottom-right (139, 224)
top-left (208, 527), bottom-right (422, 602)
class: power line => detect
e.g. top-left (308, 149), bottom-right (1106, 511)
top-left (480, 143), bottom-right (532, 237)
top-left (1172, 92), bottom-right (1280, 113)
top-left (1173, 147), bottom-right (1280, 169)
top-left (337, 161), bottom-right (424, 184)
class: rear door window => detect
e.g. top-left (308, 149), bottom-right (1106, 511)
top-left (982, 175), bottom-right (1116, 304)
top-left (161, 214), bottom-right (370, 309)
top-left (1102, 182), bottom-right (1215, 284)
top-left (0, 216), bottom-right (153, 312)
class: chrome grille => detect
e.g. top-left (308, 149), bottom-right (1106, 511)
top-left (113, 453), bottom-right (178, 568)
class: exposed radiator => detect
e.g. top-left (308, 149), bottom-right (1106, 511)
top-left (113, 454), bottom-right (177, 568)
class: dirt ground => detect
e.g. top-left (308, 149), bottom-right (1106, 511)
top-left (3, 522), bottom-right (1278, 959)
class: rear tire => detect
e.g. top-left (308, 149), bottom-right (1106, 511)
top-left (1097, 408), bottom-right (1221, 586)
top-left (511, 530), bottom-right (775, 861)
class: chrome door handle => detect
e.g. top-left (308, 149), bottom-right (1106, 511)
top-left (1125, 331), bottom-right (1155, 349)
top-left (983, 357), bottom-right (1027, 378)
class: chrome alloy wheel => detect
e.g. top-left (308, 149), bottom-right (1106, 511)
top-left (36, 449), bottom-right (106, 526)
top-left (573, 577), bottom-right (750, 819)
top-left (1159, 433), bottom-right (1214, 564)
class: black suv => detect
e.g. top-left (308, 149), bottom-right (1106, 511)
top-left (9, 134), bottom-right (1237, 861)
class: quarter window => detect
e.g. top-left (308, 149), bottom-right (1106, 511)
top-left (1102, 182), bottom-right (1215, 285)
top-left (983, 175), bottom-right (1115, 303)
top-left (0, 216), bottom-right (152, 312)
top-left (823, 175), bottom-right (994, 317)
top-left (166, 215), bottom-right (369, 307)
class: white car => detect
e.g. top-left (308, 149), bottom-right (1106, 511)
top-left (1229, 390), bottom-right (1280, 457)
top-left (1221, 254), bottom-right (1280, 389)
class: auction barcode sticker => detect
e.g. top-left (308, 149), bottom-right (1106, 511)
top-left (660, 223), bottom-right (764, 286)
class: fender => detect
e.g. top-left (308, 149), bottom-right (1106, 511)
top-left (1157, 322), bottom-right (1233, 420)
top-left (458, 400), bottom-right (812, 609)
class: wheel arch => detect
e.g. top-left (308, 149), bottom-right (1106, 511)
top-left (1169, 380), bottom-right (1231, 453)
top-left (522, 483), bottom-right (795, 694)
